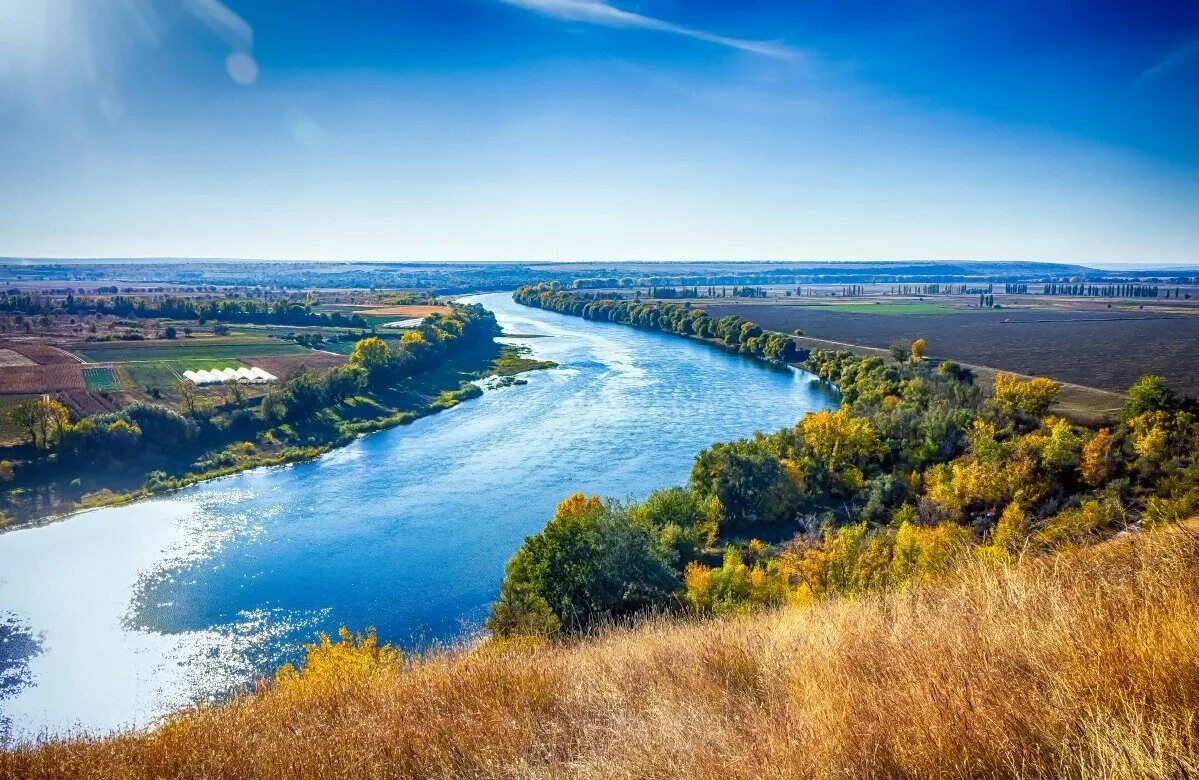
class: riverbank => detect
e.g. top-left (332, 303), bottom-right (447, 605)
top-left (0, 341), bottom-right (556, 530)
top-left (0, 291), bottom-right (836, 738)
top-left (511, 286), bottom-right (1123, 425)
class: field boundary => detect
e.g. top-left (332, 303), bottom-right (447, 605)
top-left (785, 331), bottom-right (1125, 424)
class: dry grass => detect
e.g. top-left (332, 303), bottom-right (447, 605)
top-left (6, 523), bottom-right (1199, 780)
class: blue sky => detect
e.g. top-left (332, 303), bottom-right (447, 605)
top-left (0, 0), bottom-right (1197, 263)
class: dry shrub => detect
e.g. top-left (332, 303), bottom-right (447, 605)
top-left (5, 523), bottom-right (1199, 780)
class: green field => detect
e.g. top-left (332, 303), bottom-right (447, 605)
top-left (73, 339), bottom-right (308, 363)
top-left (81, 367), bottom-right (118, 391)
top-left (121, 358), bottom-right (254, 390)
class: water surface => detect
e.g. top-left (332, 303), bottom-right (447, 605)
top-left (0, 293), bottom-right (835, 739)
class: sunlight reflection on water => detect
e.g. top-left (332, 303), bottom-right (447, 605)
top-left (0, 292), bottom-right (836, 739)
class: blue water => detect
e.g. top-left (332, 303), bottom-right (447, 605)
top-left (0, 293), bottom-right (836, 739)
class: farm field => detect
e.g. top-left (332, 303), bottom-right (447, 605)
top-left (0, 364), bottom-right (85, 393)
top-left (354, 304), bottom-right (451, 317)
top-left (119, 358), bottom-right (248, 390)
top-left (243, 352), bottom-right (347, 380)
top-left (82, 367), bottom-right (119, 391)
top-left (0, 340), bottom-right (80, 364)
top-left (702, 302), bottom-right (1199, 395)
top-left (70, 337), bottom-right (308, 364)
top-left (777, 302), bottom-right (961, 315)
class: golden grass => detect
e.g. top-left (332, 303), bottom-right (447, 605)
top-left (6, 522), bottom-right (1199, 779)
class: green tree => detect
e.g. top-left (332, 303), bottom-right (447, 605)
top-left (488, 494), bottom-right (679, 637)
top-left (690, 440), bottom-right (799, 527)
top-left (1122, 375), bottom-right (1177, 422)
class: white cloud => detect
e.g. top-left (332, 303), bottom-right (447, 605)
top-left (1138, 38), bottom-right (1199, 85)
top-left (500, 0), bottom-right (795, 59)
top-left (184, 0), bottom-right (253, 52)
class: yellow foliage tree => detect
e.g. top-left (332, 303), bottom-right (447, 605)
top-left (800, 408), bottom-right (883, 491)
top-left (349, 336), bottom-right (392, 371)
top-left (1040, 418), bottom-right (1087, 472)
top-left (910, 337), bottom-right (928, 362)
top-left (5, 397), bottom-right (70, 449)
top-left (554, 492), bottom-right (604, 521)
top-left (1079, 428), bottom-right (1115, 487)
top-left (1032, 497), bottom-right (1124, 550)
top-left (924, 453), bottom-right (1044, 520)
top-left (993, 372), bottom-right (1061, 416)
top-left (682, 562), bottom-right (712, 612)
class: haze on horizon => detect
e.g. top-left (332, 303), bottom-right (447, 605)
top-left (1, 0), bottom-right (1197, 264)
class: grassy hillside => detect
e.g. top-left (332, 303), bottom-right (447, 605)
top-left (6, 521), bottom-right (1197, 779)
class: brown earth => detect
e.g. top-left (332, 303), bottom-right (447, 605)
top-left (242, 352), bottom-right (347, 380)
top-left (0, 340), bottom-right (81, 365)
top-left (0, 364), bottom-right (86, 393)
top-left (703, 302), bottom-right (1199, 396)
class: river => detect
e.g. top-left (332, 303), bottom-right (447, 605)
top-left (0, 293), bottom-right (836, 740)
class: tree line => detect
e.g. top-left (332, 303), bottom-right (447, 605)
top-left (0, 292), bottom-right (372, 328)
top-left (514, 285), bottom-right (806, 364)
top-left (489, 344), bottom-right (1199, 638)
top-left (1, 305), bottom-right (500, 492)
top-left (1043, 283), bottom-right (1160, 298)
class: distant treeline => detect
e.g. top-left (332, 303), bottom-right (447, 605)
top-left (0, 292), bottom-right (370, 328)
top-left (1043, 283), bottom-right (1163, 298)
top-left (5, 260), bottom-right (1197, 292)
top-left (513, 284), bottom-right (805, 363)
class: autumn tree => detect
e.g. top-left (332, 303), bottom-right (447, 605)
top-left (349, 336), bottom-right (394, 388)
top-left (984, 501), bottom-right (1027, 560)
top-left (800, 407), bottom-right (884, 492)
top-left (1079, 428), bottom-right (1116, 487)
top-left (1039, 417), bottom-right (1087, 472)
top-left (5, 397), bottom-right (69, 449)
top-left (910, 337), bottom-right (928, 362)
top-left (992, 372), bottom-right (1060, 416)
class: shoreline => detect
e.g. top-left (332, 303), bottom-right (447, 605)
top-left (0, 340), bottom-right (557, 533)
top-left (512, 294), bottom-right (1122, 424)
